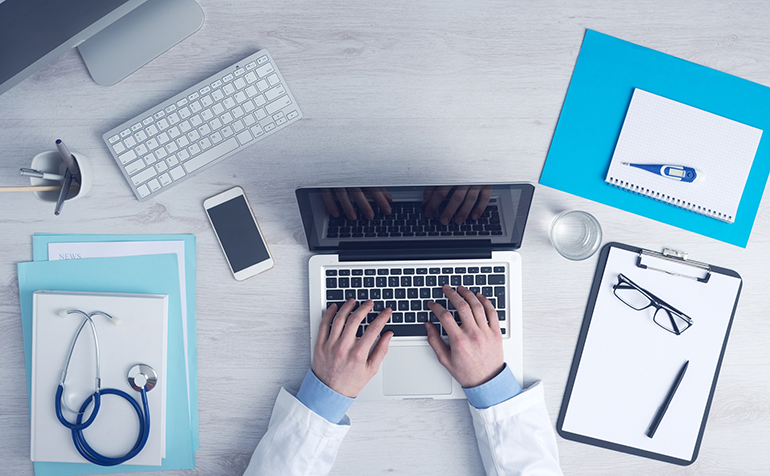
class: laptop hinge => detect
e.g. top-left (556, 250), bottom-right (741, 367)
top-left (338, 240), bottom-right (492, 262)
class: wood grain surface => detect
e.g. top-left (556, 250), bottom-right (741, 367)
top-left (1, 1), bottom-right (769, 475)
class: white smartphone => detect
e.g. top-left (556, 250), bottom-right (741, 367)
top-left (204, 186), bottom-right (274, 281)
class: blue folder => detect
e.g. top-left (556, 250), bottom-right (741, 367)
top-left (540, 29), bottom-right (770, 247)
top-left (18, 254), bottom-right (195, 475)
top-left (32, 233), bottom-right (199, 451)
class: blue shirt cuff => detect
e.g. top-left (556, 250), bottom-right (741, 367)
top-left (462, 364), bottom-right (523, 409)
top-left (295, 369), bottom-right (355, 424)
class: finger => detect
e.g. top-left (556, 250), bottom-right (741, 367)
top-left (457, 285), bottom-right (487, 328)
top-left (350, 187), bottom-right (375, 220)
top-left (367, 330), bottom-right (393, 373)
top-left (425, 322), bottom-right (452, 369)
top-left (335, 188), bottom-right (357, 220)
top-left (382, 187), bottom-right (393, 203)
top-left (441, 186), bottom-right (469, 225)
top-left (471, 186), bottom-right (493, 220)
top-left (478, 293), bottom-right (501, 332)
top-left (422, 186), bottom-right (435, 206)
top-left (322, 189), bottom-right (340, 217)
top-left (316, 303), bottom-right (338, 348)
top-left (342, 300), bottom-right (374, 341)
top-left (454, 186), bottom-right (481, 224)
top-left (329, 299), bottom-right (356, 341)
top-left (428, 300), bottom-right (459, 335)
top-left (424, 186), bottom-right (451, 218)
top-left (442, 285), bottom-right (478, 329)
top-left (369, 188), bottom-right (392, 215)
top-left (359, 307), bottom-right (393, 349)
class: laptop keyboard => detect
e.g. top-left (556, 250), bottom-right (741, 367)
top-left (324, 264), bottom-right (508, 338)
top-left (326, 200), bottom-right (503, 238)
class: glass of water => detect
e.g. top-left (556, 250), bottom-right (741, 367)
top-left (549, 210), bottom-right (603, 260)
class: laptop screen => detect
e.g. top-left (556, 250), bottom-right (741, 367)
top-left (296, 183), bottom-right (534, 252)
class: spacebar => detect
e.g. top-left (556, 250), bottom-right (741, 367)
top-left (182, 138), bottom-right (239, 173)
top-left (381, 324), bottom-right (428, 337)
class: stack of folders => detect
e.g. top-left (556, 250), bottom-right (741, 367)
top-left (18, 234), bottom-right (198, 476)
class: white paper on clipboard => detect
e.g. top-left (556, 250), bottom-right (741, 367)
top-left (559, 244), bottom-right (741, 462)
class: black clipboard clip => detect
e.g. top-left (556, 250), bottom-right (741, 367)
top-left (636, 248), bottom-right (711, 284)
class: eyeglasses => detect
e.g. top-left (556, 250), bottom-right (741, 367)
top-left (613, 274), bottom-right (693, 335)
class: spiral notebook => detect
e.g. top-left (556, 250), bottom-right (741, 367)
top-left (605, 89), bottom-right (763, 223)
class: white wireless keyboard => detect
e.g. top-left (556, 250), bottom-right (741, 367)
top-left (103, 50), bottom-right (302, 201)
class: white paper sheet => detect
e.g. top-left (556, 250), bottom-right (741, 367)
top-left (31, 291), bottom-right (167, 464)
top-left (605, 88), bottom-right (762, 223)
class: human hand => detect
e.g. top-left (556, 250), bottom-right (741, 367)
top-left (425, 285), bottom-right (504, 388)
top-left (422, 185), bottom-right (493, 225)
top-left (321, 187), bottom-right (392, 220)
top-left (312, 299), bottom-right (394, 397)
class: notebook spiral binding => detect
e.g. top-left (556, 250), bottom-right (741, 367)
top-left (606, 177), bottom-right (733, 223)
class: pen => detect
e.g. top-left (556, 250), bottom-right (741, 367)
top-left (646, 360), bottom-right (689, 438)
top-left (0, 185), bottom-right (78, 192)
top-left (622, 163), bottom-right (700, 183)
top-left (56, 139), bottom-right (82, 184)
top-left (54, 168), bottom-right (74, 216)
top-left (20, 168), bottom-right (65, 181)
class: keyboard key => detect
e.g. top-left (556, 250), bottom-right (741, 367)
top-left (326, 278), bottom-right (337, 288)
top-left (236, 130), bottom-right (253, 145)
top-left (131, 166), bottom-right (157, 186)
top-left (494, 266), bottom-right (505, 273)
top-left (326, 290), bottom-right (343, 300)
top-left (494, 287), bottom-right (506, 308)
top-left (381, 324), bottom-right (427, 337)
top-left (183, 137), bottom-right (239, 173)
top-left (488, 275), bottom-right (505, 284)
top-left (136, 184), bottom-right (151, 198)
top-left (265, 96), bottom-right (292, 115)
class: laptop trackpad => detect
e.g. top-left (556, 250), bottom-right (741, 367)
top-left (383, 346), bottom-right (453, 396)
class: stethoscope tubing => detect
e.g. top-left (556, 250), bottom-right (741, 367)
top-left (71, 387), bottom-right (151, 466)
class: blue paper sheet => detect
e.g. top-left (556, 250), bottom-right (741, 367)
top-left (32, 233), bottom-right (199, 451)
top-left (18, 254), bottom-right (195, 475)
top-left (540, 30), bottom-right (770, 247)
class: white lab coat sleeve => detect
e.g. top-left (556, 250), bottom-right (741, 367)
top-left (468, 380), bottom-right (564, 476)
top-left (243, 387), bottom-right (350, 476)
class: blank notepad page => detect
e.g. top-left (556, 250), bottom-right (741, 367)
top-left (605, 89), bottom-right (762, 223)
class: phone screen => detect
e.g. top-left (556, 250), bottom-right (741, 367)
top-left (206, 195), bottom-right (270, 273)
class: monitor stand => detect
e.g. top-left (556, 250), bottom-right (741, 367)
top-left (78, 0), bottom-right (204, 86)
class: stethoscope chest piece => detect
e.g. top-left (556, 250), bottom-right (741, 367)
top-left (127, 364), bottom-right (157, 392)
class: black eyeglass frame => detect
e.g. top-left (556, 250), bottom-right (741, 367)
top-left (612, 273), bottom-right (694, 335)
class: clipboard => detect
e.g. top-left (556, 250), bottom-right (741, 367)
top-left (557, 242), bottom-right (742, 465)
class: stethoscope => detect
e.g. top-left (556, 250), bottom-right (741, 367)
top-left (55, 309), bottom-right (158, 466)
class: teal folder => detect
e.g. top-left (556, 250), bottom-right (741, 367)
top-left (18, 254), bottom-right (195, 475)
top-left (540, 30), bottom-right (770, 247)
top-left (31, 233), bottom-right (199, 451)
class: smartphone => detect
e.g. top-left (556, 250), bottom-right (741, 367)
top-left (204, 186), bottom-right (274, 280)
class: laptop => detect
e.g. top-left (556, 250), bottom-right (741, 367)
top-left (296, 183), bottom-right (535, 400)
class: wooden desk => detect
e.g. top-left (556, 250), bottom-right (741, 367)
top-left (1, 1), bottom-right (769, 474)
